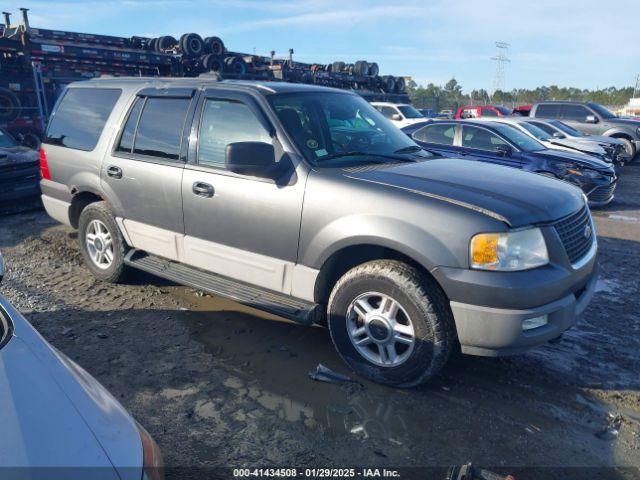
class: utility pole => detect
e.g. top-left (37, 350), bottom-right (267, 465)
top-left (491, 41), bottom-right (510, 95)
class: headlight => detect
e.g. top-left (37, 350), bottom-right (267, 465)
top-left (470, 227), bottom-right (549, 271)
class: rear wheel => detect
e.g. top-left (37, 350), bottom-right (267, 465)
top-left (327, 260), bottom-right (455, 387)
top-left (78, 202), bottom-right (129, 283)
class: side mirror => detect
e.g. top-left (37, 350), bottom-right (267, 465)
top-left (0, 251), bottom-right (5, 283)
top-left (225, 141), bottom-right (280, 178)
top-left (585, 115), bottom-right (598, 124)
top-left (553, 131), bottom-right (564, 138)
top-left (495, 145), bottom-right (513, 157)
top-left (391, 113), bottom-right (402, 121)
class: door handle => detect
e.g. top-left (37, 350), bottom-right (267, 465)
top-left (192, 182), bottom-right (214, 198)
top-left (106, 165), bottom-right (123, 179)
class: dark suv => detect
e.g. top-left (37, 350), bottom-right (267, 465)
top-left (529, 101), bottom-right (640, 159)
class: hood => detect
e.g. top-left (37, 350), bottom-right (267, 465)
top-left (0, 146), bottom-right (39, 167)
top-left (549, 137), bottom-right (606, 155)
top-left (344, 158), bottom-right (584, 228)
top-left (579, 135), bottom-right (624, 146)
top-left (607, 117), bottom-right (640, 127)
top-left (0, 299), bottom-right (143, 480)
top-left (535, 149), bottom-right (613, 172)
top-left (0, 337), bottom-right (119, 477)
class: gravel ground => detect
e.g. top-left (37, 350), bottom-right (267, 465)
top-left (0, 165), bottom-right (639, 480)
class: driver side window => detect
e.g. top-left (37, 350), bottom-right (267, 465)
top-left (198, 99), bottom-right (272, 169)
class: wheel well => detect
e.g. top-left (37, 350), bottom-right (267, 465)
top-left (69, 191), bottom-right (102, 228)
top-left (610, 132), bottom-right (633, 141)
top-left (314, 244), bottom-right (430, 305)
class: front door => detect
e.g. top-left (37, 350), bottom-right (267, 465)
top-left (181, 89), bottom-right (307, 293)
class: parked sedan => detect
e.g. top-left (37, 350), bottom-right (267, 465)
top-left (474, 116), bottom-right (612, 163)
top-left (405, 120), bottom-right (617, 206)
top-left (522, 118), bottom-right (630, 165)
top-left (0, 251), bottom-right (162, 479)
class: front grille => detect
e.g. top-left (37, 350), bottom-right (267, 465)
top-left (588, 181), bottom-right (616, 203)
top-left (553, 206), bottom-right (594, 265)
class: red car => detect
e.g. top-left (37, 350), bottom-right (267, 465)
top-left (454, 105), bottom-right (511, 119)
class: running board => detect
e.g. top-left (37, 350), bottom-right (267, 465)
top-left (124, 250), bottom-right (321, 325)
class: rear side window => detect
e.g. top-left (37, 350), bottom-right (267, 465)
top-left (378, 106), bottom-right (397, 119)
top-left (45, 88), bottom-right (121, 151)
top-left (117, 97), bottom-right (191, 160)
top-left (534, 104), bottom-right (561, 118)
top-left (197, 99), bottom-right (271, 169)
top-left (481, 107), bottom-right (498, 117)
top-left (413, 124), bottom-right (456, 145)
top-left (561, 104), bottom-right (590, 121)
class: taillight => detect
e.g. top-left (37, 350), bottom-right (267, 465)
top-left (139, 423), bottom-right (164, 480)
top-left (39, 147), bottom-right (51, 180)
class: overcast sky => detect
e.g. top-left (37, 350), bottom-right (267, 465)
top-left (4, 0), bottom-right (638, 91)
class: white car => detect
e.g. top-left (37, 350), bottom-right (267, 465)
top-left (473, 116), bottom-right (610, 162)
top-left (370, 102), bottom-right (426, 128)
top-left (521, 118), bottom-right (630, 164)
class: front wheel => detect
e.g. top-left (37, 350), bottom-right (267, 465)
top-left (616, 137), bottom-right (636, 161)
top-left (78, 202), bottom-right (129, 283)
top-left (327, 260), bottom-right (455, 387)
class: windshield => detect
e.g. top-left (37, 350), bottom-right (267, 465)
top-left (588, 103), bottom-right (616, 119)
top-left (491, 123), bottom-right (546, 152)
top-left (269, 92), bottom-right (428, 167)
top-left (0, 129), bottom-right (18, 148)
top-left (398, 105), bottom-right (424, 119)
top-left (550, 120), bottom-right (584, 137)
top-left (494, 106), bottom-right (511, 116)
top-left (517, 121), bottom-right (553, 141)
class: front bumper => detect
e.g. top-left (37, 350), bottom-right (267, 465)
top-left (432, 223), bottom-right (598, 357)
top-left (449, 266), bottom-right (597, 356)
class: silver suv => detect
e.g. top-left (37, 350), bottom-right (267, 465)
top-left (40, 78), bottom-right (598, 386)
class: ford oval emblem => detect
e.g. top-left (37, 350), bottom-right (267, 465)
top-left (584, 224), bottom-right (592, 239)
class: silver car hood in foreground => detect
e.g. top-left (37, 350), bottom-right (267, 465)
top-left (0, 297), bottom-right (143, 480)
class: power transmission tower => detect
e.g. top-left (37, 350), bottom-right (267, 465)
top-left (491, 41), bottom-right (510, 94)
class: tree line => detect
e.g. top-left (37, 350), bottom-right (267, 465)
top-left (407, 78), bottom-right (636, 112)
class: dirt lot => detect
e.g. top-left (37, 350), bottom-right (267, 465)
top-left (1, 166), bottom-right (639, 480)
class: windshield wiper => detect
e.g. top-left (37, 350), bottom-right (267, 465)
top-left (393, 145), bottom-right (423, 154)
top-left (319, 151), bottom-right (415, 163)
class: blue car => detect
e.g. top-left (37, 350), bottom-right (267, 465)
top-left (403, 120), bottom-right (617, 207)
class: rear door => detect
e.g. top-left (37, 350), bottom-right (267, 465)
top-left (101, 88), bottom-right (197, 261)
top-left (180, 88), bottom-right (307, 293)
top-left (459, 124), bottom-right (524, 168)
top-left (560, 104), bottom-right (601, 135)
top-left (411, 123), bottom-right (459, 157)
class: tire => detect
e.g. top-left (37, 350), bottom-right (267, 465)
top-left (0, 87), bottom-right (21, 122)
top-left (78, 202), bottom-right (129, 283)
top-left (381, 75), bottom-right (396, 93)
top-left (156, 35), bottom-right (177, 52)
top-left (223, 55), bottom-right (248, 75)
top-left (327, 260), bottom-right (455, 387)
top-left (332, 61), bottom-right (345, 73)
top-left (180, 33), bottom-right (204, 57)
top-left (204, 36), bottom-right (225, 56)
top-left (354, 60), bottom-right (369, 76)
top-left (148, 37), bottom-right (159, 52)
top-left (395, 76), bottom-right (406, 93)
top-left (367, 62), bottom-right (379, 77)
top-left (615, 137), bottom-right (636, 160)
top-left (200, 54), bottom-right (224, 73)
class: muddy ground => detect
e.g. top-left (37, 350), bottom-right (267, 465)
top-left (1, 166), bottom-right (639, 480)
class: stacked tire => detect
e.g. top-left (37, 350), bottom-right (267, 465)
top-left (0, 88), bottom-right (21, 123)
